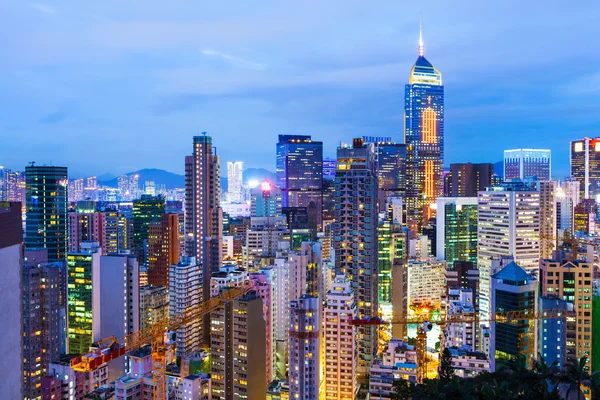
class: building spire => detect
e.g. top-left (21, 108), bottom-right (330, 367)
top-left (418, 17), bottom-right (424, 57)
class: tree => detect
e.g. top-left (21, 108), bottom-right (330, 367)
top-left (558, 356), bottom-right (600, 400)
top-left (438, 348), bottom-right (455, 382)
top-left (391, 379), bottom-right (414, 400)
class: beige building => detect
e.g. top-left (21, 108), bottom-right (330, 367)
top-left (139, 285), bottom-right (169, 332)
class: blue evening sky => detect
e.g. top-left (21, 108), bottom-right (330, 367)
top-left (2, 1), bottom-right (600, 178)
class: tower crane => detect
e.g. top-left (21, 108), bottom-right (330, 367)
top-left (352, 308), bottom-right (574, 383)
top-left (70, 284), bottom-right (254, 400)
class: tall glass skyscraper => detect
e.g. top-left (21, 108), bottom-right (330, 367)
top-left (276, 135), bottom-right (323, 224)
top-left (436, 197), bottom-right (478, 267)
top-left (25, 166), bottom-right (68, 262)
top-left (504, 148), bottom-right (551, 181)
top-left (570, 137), bottom-right (600, 199)
top-left (404, 27), bottom-right (444, 232)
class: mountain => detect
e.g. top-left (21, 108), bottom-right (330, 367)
top-left (242, 168), bottom-right (277, 185)
top-left (493, 161), bottom-right (503, 176)
top-left (99, 168), bottom-right (184, 189)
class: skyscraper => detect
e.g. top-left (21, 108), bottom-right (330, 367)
top-left (132, 194), bottom-right (165, 263)
top-left (276, 134), bottom-right (323, 224)
top-left (185, 134), bottom-right (223, 340)
top-left (504, 148), bottom-right (551, 181)
top-left (25, 165), bottom-right (68, 262)
top-left (571, 138), bottom-right (600, 199)
top-left (363, 138), bottom-right (406, 210)
top-left (147, 213), bottom-right (179, 287)
top-left (251, 180), bottom-right (282, 217)
top-left (448, 163), bottom-right (494, 197)
top-left (334, 138), bottom-right (378, 376)
top-left (68, 201), bottom-right (107, 254)
top-left (404, 26), bottom-right (444, 231)
top-left (289, 295), bottom-right (321, 398)
top-left (226, 161), bottom-right (244, 203)
top-left (436, 197), bottom-right (478, 267)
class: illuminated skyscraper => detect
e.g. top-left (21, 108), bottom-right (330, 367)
top-left (363, 137), bottom-right (406, 210)
top-left (571, 137), bottom-right (600, 199)
top-left (25, 165), bottom-right (69, 262)
top-left (227, 161), bottom-right (244, 203)
top-left (334, 138), bottom-right (378, 377)
top-left (251, 180), bottom-right (282, 217)
top-left (132, 195), bottom-right (165, 263)
top-left (436, 197), bottom-right (478, 267)
top-left (276, 135), bottom-right (323, 225)
top-left (147, 214), bottom-right (179, 287)
top-left (504, 148), bottom-right (551, 181)
top-left (185, 133), bottom-right (222, 341)
top-left (404, 24), bottom-right (444, 231)
top-left (448, 163), bottom-right (493, 197)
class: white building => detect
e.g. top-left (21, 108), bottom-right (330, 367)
top-left (273, 257), bottom-right (289, 379)
top-left (288, 241), bottom-right (323, 301)
top-left (447, 346), bottom-right (491, 378)
top-left (369, 340), bottom-right (417, 399)
top-left (323, 275), bottom-right (357, 399)
top-left (444, 288), bottom-right (477, 350)
top-left (477, 186), bottom-right (540, 321)
top-left (169, 257), bottom-right (202, 359)
top-left (210, 265), bottom-right (248, 297)
top-left (93, 254), bottom-right (140, 381)
top-left (46, 355), bottom-right (109, 399)
top-left (227, 161), bottom-right (243, 203)
top-left (243, 216), bottom-right (287, 270)
top-left (289, 295), bottom-right (321, 399)
top-left (406, 259), bottom-right (445, 309)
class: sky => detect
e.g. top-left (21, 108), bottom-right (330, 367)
top-left (2, 1), bottom-right (600, 178)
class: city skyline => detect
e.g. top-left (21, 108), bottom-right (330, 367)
top-left (3, 2), bottom-right (600, 178)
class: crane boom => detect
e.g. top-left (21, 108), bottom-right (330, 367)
top-left (70, 284), bottom-right (254, 400)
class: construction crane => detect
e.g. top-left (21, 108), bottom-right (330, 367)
top-left (70, 284), bottom-right (254, 400)
top-left (352, 308), bottom-right (574, 383)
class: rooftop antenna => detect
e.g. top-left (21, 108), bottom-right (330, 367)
top-left (29, 161), bottom-right (35, 167)
top-left (418, 16), bottom-right (424, 57)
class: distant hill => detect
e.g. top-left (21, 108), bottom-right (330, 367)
top-left (99, 168), bottom-right (184, 189)
top-left (494, 161), bottom-right (503, 176)
top-left (243, 168), bottom-right (277, 185)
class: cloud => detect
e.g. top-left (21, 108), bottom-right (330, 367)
top-left (39, 109), bottom-right (69, 124)
top-left (200, 48), bottom-right (266, 70)
top-left (562, 72), bottom-right (600, 96)
top-left (30, 2), bottom-right (56, 14)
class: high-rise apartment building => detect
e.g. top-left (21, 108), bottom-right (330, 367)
top-left (25, 165), bottom-right (68, 262)
top-left (436, 197), bottom-right (478, 267)
top-left (251, 181), bottom-right (282, 217)
top-left (323, 158), bottom-right (337, 181)
top-left (67, 242), bottom-right (101, 355)
top-left (2, 169), bottom-right (26, 204)
top-left (185, 134), bottom-right (222, 341)
top-left (334, 138), bottom-right (379, 376)
top-left (132, 194), bottom-right (165, 263)
top-left (556, 179), bottom-right (580, 234)
top-left (504, 148), bottom-right (551, 181)
top-left (289, 295), bottom-right (321, 399)
top-left (477, 185), bottom-right (540, 322)
top-left (210, 290), bottom-right (266, 400)
top-left (288, 241), bottom-right (322, 302)
top-left (490, 262), bottom-right (538, 371)
top-left (139, 285), bottom-right (170, 333)
top-left (538, 180), bottom-right (559, 259)
top-left (448, 163), bottom-right (493, 197)
top-left (249, 269), bottom-right (276, 383)
top-left (406, 259), bottom-right (445, 308)
top-left (170, 257), bottom-right (202, 359)
top-left (538, 296), bottom-right (571, 368)
top-left (22, 251), bottom-right (62, 400)
top-left (105, 209), bottom-right (133, 254)
top-left (226, 161), bottom-right (243, 203)
top-left (68, 201), bottom-right (108, 254)
top-left (147, 213), bottom-right (179, 287)
top-left (0, 202), bottom-right (23, 399)
top-left (276, 134), bottom-right (323, 224)
top-left (540, 256), bottom-right (594, 370)
top-left (571, 137), bottom-right (600, 199)
top-left (444, 288), bottom-right (477, 351)
top-left (323, 275), bottom-right (357, 399)
top-left (404, 28), bottom-right (444, 231)
top-left (574, 199), bottom-right (597, 234)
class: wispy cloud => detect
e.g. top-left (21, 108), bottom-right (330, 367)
top-left (200, 48), bottom-right (266, 70)
top-left (563, 72), bottom-right (600, 96)
top-left (30, 2), bottom-right (56, 15)
top-left (39, 109), bottom-right (69, 124)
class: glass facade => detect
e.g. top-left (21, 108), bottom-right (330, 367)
top-left (444, 202), bottom-right (478, 267)
top-left (67, 253), bottom-right (94, 355)
top-left (504, 149), bottom-right (551, 181)
top-left (570, 138), bottom-right (600, 199)
top-left (25, 166), bottom-right (68, 262)
top-left (276, 135), bottom-right (323, 223)
top-left (132, 194), bottom-right (165, 262)
top-left (404, 53), bottom-right (444, 231)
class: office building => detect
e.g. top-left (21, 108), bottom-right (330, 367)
top-left (490, 262), bottom-right (538, 371)
top-left (538, 296), bottom-right (571, 368)
top-left (406, 259), bottom-right (445, 309)
top-left (538, 181), bottom-right (559, 259)
top-left (504, 148), bottom-right (551, 181)
top-left (132, 195), bottom-right (165, 263)
top-left (22, 251), bottom-right (62, 400)
top-left (447, 163), bottom-right (493, 197)
top-left (574, 199), bottom-right (597, 234)
top-left (334, 138), bottom-right (379, 376)
top-left (540, 255), bottom-right (593, 370)
top-left (436, 197), bottom-right (478, 266)
top-left (25, 165), bottom-right (68, 262)
top-left (105, 209), bottom-right (133, 254)
top-left (404, 27), bottom-right (444, 231)
top-left (210, 290), bottom-right (266, 400)
top-left (68, 201), bottom-right (108, 254)
top-left (571, 138), bottom-right (600, 199)
top-left (289, 295), bottom-right (321, 399)
top-left (67, 242), bottom-right (101, 355)
top-left (140, 285), bottom-right (169, 333)
top-left (185, 134), bottom-right (223, 341)
top-left (227, 161), bottom-right (244, 203)
top-left (363, 138), bottom-right (406, 209)
top-left (323, 275), bottom-right (357, 399)
top-left (0, 202), bottom-right (23, 399)
top-left (369, 340), bottom-right (417, 398)
top-left (2, 169), bottom-right (26, 204)
top-left (323, 158), bottom-right (337, 181)
top-left (251, 180), bottom-right (282, 217)
top-left (556, 179), bottom-right (580, 234)
top-left (147, 213), bottom-right (179, 287)
top-left (477, 185), bottom-right (540, 322)
top-left (170, 257), bottom-right (202, 359)
top-left (276, 134), bottom-right (323, 224)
